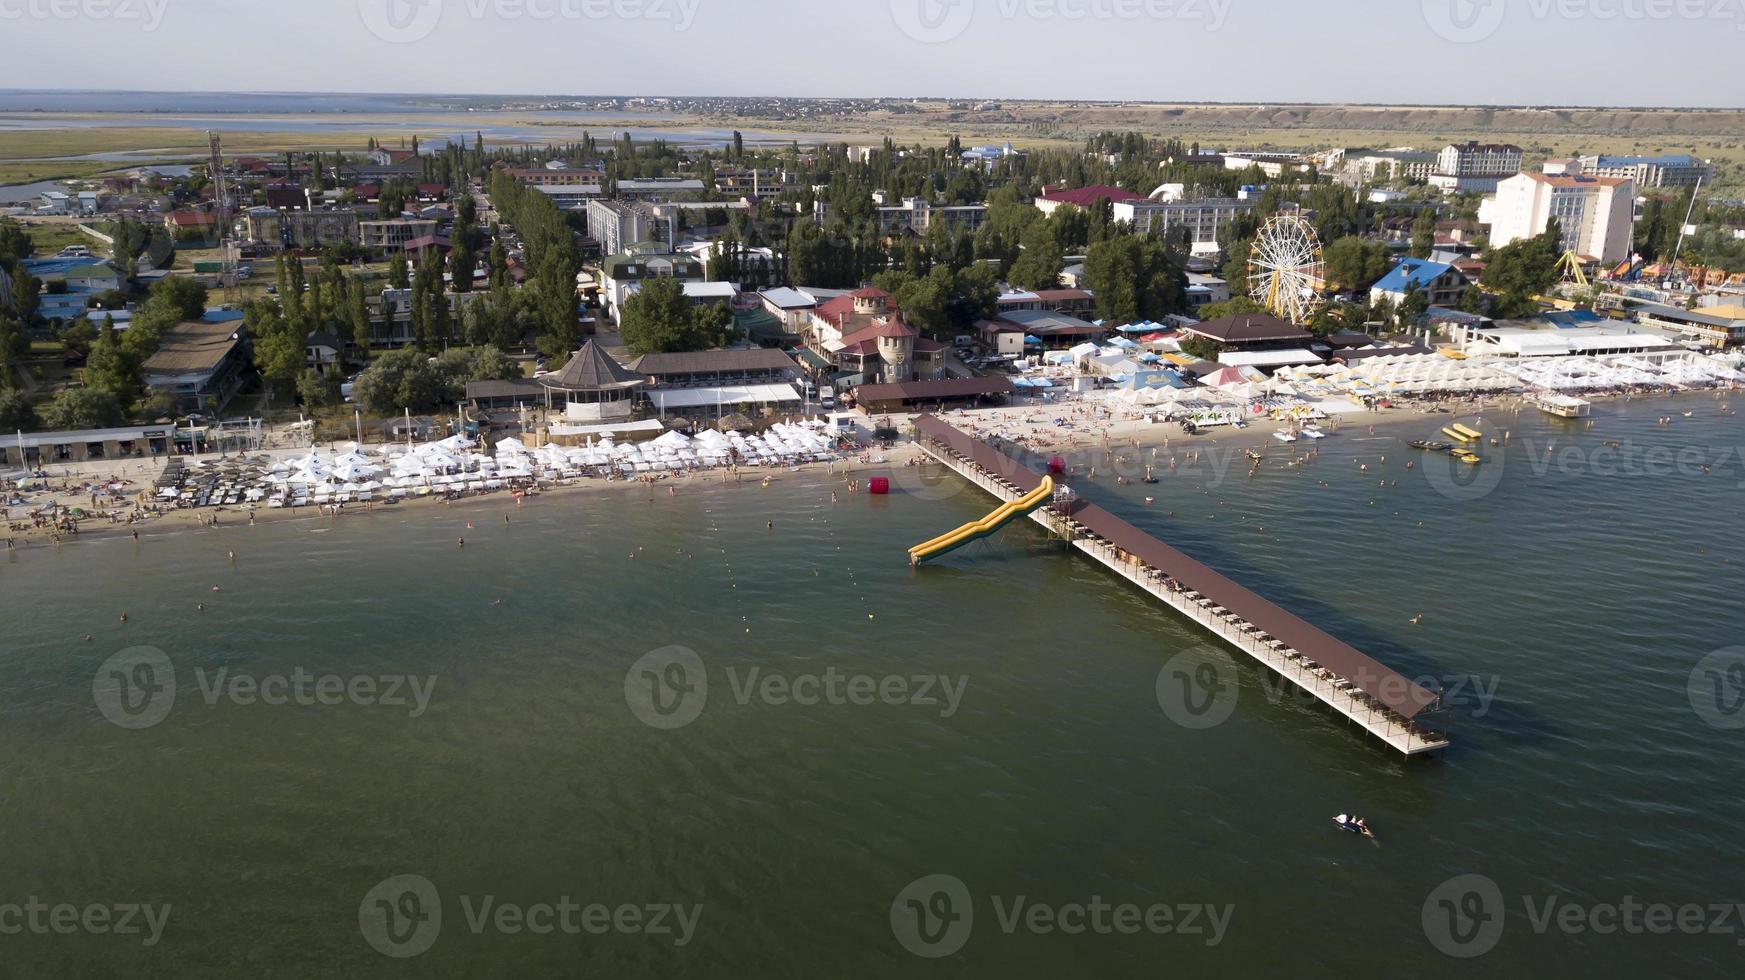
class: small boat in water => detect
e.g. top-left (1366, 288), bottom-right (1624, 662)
top-left (1273, 431), bottom-right (1298, 443)
top-left (1532, 393), bottom-right (1593, 419)
top-left (1332, 814), bottom-right (1377, 839)
top-left (1408, 440), bottom-right (1455, 452)
top-left (1299, 427), bottom-right (1326, 440)
top-left (1455, 451), bottom-right (1482, 465)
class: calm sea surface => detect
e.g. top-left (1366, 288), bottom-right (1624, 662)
top-left (3, 393), bottom-right (1743, 977)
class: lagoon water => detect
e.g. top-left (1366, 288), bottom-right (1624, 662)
top-left (3, 394), bottom-right (1744, 977)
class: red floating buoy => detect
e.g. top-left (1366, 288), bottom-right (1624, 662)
top-left (868, 477), bottom-right (890, 495)
top-left (1047, 456), bottom-right (1066, 475)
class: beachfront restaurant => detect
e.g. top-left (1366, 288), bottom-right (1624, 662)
top-left (982, 309), bottom-right (1109, 351)
top-left (2, 425), bottom-right (176, 469)
top-left (646, 383), bottom-right (803, 421)
top-left (538, 340), bottom-right (646, 421)
top-left (853, 376), bottom-right (1015, 413)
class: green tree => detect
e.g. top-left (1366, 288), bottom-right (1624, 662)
top-left (10, 264), bottom-right (40, 323)
top-left (353, 347), bottom-right (446, 415)
top-left (1179, 336), bottom-right (1222, 361)
top-left (84, 317), bottom-right (141, 407)
top-left (1409, 210), bottom-right (1436, 259)
top-left (349, 278), bottom-right (372, 353)
top-left (1480, 225), bottom-right (1563, 318)
top-left (1007, 222), bottom-right (1065, 290)
top-left (434, 345), bottom-right (522, 401)
top-left (57, 319), bottom-right (98, 358)
top-left (1396, 291), bottom-right (1430, 329)
top-left (0, 313), bottom-right (26, 379)
top-left (1195, 297), bottom-right (1267, 320)
top-left (296, 368), bottom-right (341, 409)
top-left (1320, 236), bottom-right (1392, 292)
top-left (1083, 236), bottom-right (1186, 324)
top-left (246, 298), bottom-right (308, 398)
top-left (695, 303), bottom-right (733, 346)
top-left (621, 278), bottom-right (708, 355)
top-left (0, 386), bottom-right (38, 432)
top-left (42, 387), bottom-right (123, 430)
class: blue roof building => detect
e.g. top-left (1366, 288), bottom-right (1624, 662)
top-left (1369, 257), bottom-right (1468, 310)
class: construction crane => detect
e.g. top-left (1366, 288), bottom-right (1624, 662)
top-left (206, 130), bottom-right (237, 300)
top-left (1666, 176), bottom-right (1703, 292)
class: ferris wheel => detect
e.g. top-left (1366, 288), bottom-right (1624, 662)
top-left (1248, 213), bottom-right (1324, 325)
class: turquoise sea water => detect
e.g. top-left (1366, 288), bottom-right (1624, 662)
top-left (2, 393), bottom-right (1743, 977)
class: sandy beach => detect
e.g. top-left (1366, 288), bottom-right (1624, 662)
top-left (6, 385), bottom-right (1729, 556)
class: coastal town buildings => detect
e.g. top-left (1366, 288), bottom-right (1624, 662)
top-left (1368, 258), bottom-right (1470, 310)
top-left (1487, 172), bottom-right (1635, 265)
top-left (1430, 141), bottom-right (1523, 193)
top-left (1111, 197), bottom-right (1253, 251)
top-left (1572, 154), bottom-right (1712, 188)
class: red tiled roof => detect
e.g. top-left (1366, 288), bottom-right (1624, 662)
top-left (839, 315), bottom-right (919, 347)
top-left (1037, 184), bottom-right (1143, 207)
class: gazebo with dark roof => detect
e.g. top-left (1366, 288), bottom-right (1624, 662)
top-left (538, 340), bottom-right (645, 420)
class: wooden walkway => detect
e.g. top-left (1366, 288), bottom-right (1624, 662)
top-left (912, 415), bottom-right (1450, 756)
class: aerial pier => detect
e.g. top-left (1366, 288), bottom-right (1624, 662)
top-left (910, 415), bottom-right (1450, 756)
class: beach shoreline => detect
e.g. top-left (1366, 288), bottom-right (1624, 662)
top-left (5, 386), bottom-right (1730, 556)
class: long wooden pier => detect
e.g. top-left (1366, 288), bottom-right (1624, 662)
top-left (912, 415), bottom-right (1450, 756)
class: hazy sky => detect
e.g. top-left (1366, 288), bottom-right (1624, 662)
top-left (0, 0), bottom-right (1740, 106)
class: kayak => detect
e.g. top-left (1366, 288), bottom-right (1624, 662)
top-left (1332, 816), bottom-right (1377, 840)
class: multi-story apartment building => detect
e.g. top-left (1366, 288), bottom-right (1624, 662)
top-left (359, 218), bottom-right (439, 251)
top-left (1574, 154), bottom-right (1713, 189)
top-left (1430, 141), bottom-right (1524, 193)
top-left (599, 245), bottom-right (705, 324)
top-left (1487, 173), bottom-right (1635, 265)
top-left (875, 198), bottom-right (989, 235)
top-left (586, 199), bottom-right (655, 258)
top-left (614, 178), bottom-right (706, 202)
top-left (241, 207), bottom-right (361, 250)
top-left (505, 165), bottom-right (607, 188)
top-left (1111, 198), bottom-right (1255, 249)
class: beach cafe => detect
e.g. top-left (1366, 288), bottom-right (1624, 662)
top-left (3, 425), bottom-right (178, 469)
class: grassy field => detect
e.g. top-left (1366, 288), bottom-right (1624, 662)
top-left (23, 221), bottom-right (103, 256)
top-left (699, 101), bottom-right (1745, 193)
top-left (5, 102), bottom-right (1741, 194)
